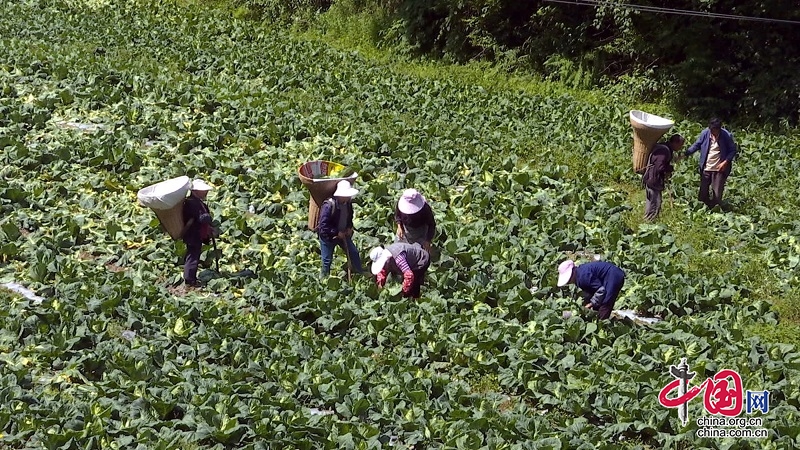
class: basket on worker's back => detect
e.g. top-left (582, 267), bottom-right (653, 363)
top-left (630, 110), bottom-right (674, 174)
top-left (137, 176), bottom-right (192, 239)
top-left (298, 160), bottom-right (358, 230)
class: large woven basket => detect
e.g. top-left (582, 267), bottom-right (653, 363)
top-left (137, 176), bottom-right (191, 240)
top-left (152, 203), bottom-right (185, 240)
top-left (630, 110), bottom-right (674, 174)
top-left (298, 160), bottom-right (358, 230)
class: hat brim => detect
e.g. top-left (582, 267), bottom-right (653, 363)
top-left (370, 250), bottom-right (392, 275)
top-left (398, 199), bottom-right (424, 214)
top-left (334, 187), bottom-right (359, 197)
top-left (557, 267), bottom-right (573, 287)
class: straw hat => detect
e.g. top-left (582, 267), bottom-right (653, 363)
top-left (333, 180), bottom-right (358, 197)
top-left (397, 189), bottom-right (426, 214)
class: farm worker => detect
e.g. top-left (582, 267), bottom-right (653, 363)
top-left (180, 179), bottom-right (215, 287)
top-left (317, 180), bottom-right (364, 277)
top-left (557, 260), bottom-right (625, 320)
top-left (684, 118), bottom-right (737, 209)
top-left (394, 188), bottom-right (436, 251)
top-left (369, 243), bottom-right (430, 298)
top-left (643, 134), bottom-right (685, 221)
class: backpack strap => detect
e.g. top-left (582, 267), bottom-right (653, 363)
top-left (641, 145), bottom-right (659, 187)
top-left (645, 144), bottom-right (659, 169)
top-left (325, 197), bottom-right (337, 214)
top-left (313, 198), bottom-right (337, 233)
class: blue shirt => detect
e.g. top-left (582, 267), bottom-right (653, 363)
top-left (574, 261), bottom-right (626, 306)
top-left (685, 127), bottom-right (737, 175)
top-left (317, 198), bottom-right (354, 240)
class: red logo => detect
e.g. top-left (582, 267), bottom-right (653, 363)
top-left (659, 368), bottom-right (743, 416)
top-left (659, 358), bottom-right (769, 426)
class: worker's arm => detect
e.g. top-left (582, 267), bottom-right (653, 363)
top-left (395, 252), bottom-right (415, 294)
top-left (685, 130), bottom-right (707, 157)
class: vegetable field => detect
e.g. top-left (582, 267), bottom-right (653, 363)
top-left (1, 0), bottom-right (800, 448)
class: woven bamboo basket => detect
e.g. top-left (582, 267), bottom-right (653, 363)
top-left (137, 176), bottom-right (191, 240)
top-left (630, 110), bottom-right (674, 174)
top-left (298, 160), bottom-right (358, 230)
top-left (153, 203), bottom-right (185, 240)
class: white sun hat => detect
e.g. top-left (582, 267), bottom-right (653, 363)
top-left (397, 188), bottom-right (426, 214)
top-left (557, 260), bottom-right (576, 287)
top-left (191, 179), bottom-right (214, 191)
top-left (333, 180), bottom-right (358, 197)
top-left (369, 247), bottom-right (392, 275)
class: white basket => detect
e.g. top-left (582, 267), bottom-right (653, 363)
top-left (137, 176), bottom-right (191, 210)
top-left (138, 176), bottom-right (192, 240)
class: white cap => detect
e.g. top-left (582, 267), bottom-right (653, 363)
top-left (557, 260), bottom-right (576, 287)
top-left (369, 247), bottom-right (392, 275)
top-left (191, 179), bottom-right (213, 191)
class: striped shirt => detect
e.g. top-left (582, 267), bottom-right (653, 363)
top-left (395, 252), bottom-right (411, 272)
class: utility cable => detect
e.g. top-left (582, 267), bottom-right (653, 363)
top-left (543, 0), bottom-right (800, 26)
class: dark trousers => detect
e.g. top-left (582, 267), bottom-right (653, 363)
top-left (184, 242), bottom-right (202, 284)
top-left (699, 170), bottom-right (728, 208)
top-left (402, 263), bottom-right (430, 298)
top-left (596, 302), bottom-right (614, 320)
top-left (644, 187), bottom-right (663, 221)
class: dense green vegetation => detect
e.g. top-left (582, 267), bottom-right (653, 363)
top-left (235, 0), bottom-right (800, 126)
top-left (1, 0), bottom-right (800, 448)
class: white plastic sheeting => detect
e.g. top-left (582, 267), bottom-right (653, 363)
top-left (612, 309), bottom-right (662, 325)
top-left (2, 282), bottom-right (44, 305)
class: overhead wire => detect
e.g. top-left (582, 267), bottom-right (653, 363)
top-left (543, 0), bottom-right (800, 26)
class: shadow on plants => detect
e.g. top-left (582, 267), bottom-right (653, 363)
top-left (198, 268), bottom-right (256, 286)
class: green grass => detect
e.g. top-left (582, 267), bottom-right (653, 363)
top-left (749, 285), bottom-right (800, 348)
top-left (628, 191), bottom-right (800, 343)
top-left (300, 0), bottom-right (669, 114)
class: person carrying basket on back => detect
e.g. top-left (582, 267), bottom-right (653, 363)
top-left (642, 134), bottom-right (684, 221)
top-left (317, 180), bottom-right (364, 277)
top-left (179, 179), bottom-right (215, 287)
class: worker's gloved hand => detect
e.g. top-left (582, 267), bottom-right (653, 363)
top-left (401, 271), bottom-right (415, 294)
top-left (376, 269), bottom-right (388, 287)
top-left (589, 287), bottom-right (606, 307)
